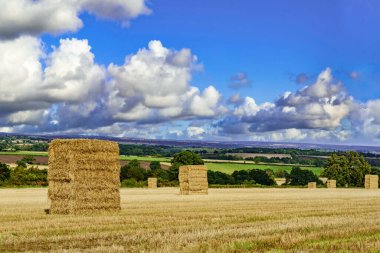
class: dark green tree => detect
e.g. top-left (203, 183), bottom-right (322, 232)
top-left (321, 152), bottom-right (371, 187)
top-left (249, 169), bottom-right (276, 185)
top-left (0, 163), bottom-right (11, 183)
top-left (286, 166), bottom-right (321, 186)
top-left (170, 151), bottom-right (204, 181)
top-left (120, 160), bottom-right (147, 182)
top-left (208, 170), bottom-right (235, 185)
top-left (149, 161), bottom-right (161, 171)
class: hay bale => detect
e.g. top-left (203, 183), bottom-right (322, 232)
top-left (179, 165), bottom-right (208, 195)
top-left (48, 139), bottom-right (120, 214)
top-left (308, 182), bottom-right (317, 189)
top-left (148, 177), bottom-right (157, 189)
top-left (365, 175), bottom-right (378, 189)
top-left (274, 178), bottom-right (286, 186)
top-left (326, 179), bottom-right (336, 188)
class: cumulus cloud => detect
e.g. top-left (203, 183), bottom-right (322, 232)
top-left (228, 72), bottom-right (252, 89)
top-left (350, 100), bottom-right (380, 141)
top-left (43, 38), bottom-right (105, 102)
top-left (82, 0), bottom-right (151, 26)
top-left (241, 68), bottom-right (353, 132)
top-left (0, 0), bottom-right (150, 39)
top-left (107, 40), bottom-right (226, 123)
top-left (0, 36), bottom-right (47, 116)
top-left (0, 36), bottom-right (106, 129)
top-left (0, 38), bottom-right (225, 135)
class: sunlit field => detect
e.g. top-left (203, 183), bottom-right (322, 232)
top-left (1, 188), bottom-right (380, 252)
top-left (206, 162), bottom-right (323, 175)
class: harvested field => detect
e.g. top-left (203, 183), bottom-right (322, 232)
top-left (0, 154), bottom-right (48, 165)
top-left (1, 188), bottom-right (380, 252)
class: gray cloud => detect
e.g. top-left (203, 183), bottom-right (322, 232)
top-left (228, 72), bottom-right (252, 89)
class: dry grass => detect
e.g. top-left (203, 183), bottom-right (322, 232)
top-left (1, 188), bottom-right (380, 252)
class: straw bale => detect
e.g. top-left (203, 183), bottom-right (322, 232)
top-left (308, 182), bottom-right (317, 189)
top-left (148, 178), bottom-right (157, 189)
top-left (274, 178), bottom-right (286, 186)
top-left (48, 139), bottom-right (121, 214)
top-left (365, 175), bottom-right (378, 189)
top-left (179, 165), bottom-right (208, 195)
top-left (326, 179), bottom-right (336, 188)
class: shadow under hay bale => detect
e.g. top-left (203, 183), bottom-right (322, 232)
top-left (179, 165), bottom-right (208, 195)
top-left (148, 177), bottom-right (157, 188)
top-left (326, 179), bottom-right (336, 188)
top-left (48, 139), bottom-right (121, 214)
top-left (308, 182), bottom-right (317, 189)
top-left (365, 175), bottom-right (378, 189)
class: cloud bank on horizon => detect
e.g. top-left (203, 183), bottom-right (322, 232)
top-left (0, 0), bottom-right (379, 145)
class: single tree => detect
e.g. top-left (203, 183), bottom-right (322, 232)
top-left (321, 152), bottom-right (371, 187)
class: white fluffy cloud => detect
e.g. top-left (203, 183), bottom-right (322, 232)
top-left (107, 40), bottom-right (225, 123)
top-left (81, 0), bottom-right (151, 26)
top-left (237, 68), bottom-right (353, 132)
top-left (0, 0), bottom-right (150, 39)
top-left (0, 36), bottom-right (105, 128)
top-left (0, 38), bottom-right (226, 134)
top-left (350, 100), bottom-right (380, 142)
top-left (0, 36), bottom-right (47, 115)
top-left (43, 38), bottom-right (105, 102)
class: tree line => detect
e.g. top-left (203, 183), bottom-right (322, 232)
top-left (0, 151), bottom-right (377, 188)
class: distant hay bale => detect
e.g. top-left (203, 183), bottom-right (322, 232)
top-left (308, 182), bottom-right (317, 189)
top-left (48, 139), bottom-right (121, 214)
top-left (326, 179), bottom-right (336, 188)
top-left (148, 177), bottom-right (157, 189)
top-left (179, 165), bottom-right (208, 195)
top-left (365, 175), bottom-right (378, 189)
top-left (274, 178), bottom-right (286, 186)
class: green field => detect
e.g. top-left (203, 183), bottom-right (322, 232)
top-left (206, 162), bottom-right (323, 175)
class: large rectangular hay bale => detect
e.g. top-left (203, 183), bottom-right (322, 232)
top-left (365, 175), bottom-right (378, 189)
top-left (179, 165), bottom-right (208, 195)
top-left (148, 177), bottom-right (157, 188)
top-left (326, 179), bottom-right (336, 188)
top-left (48, 139), bottom-right (121, 214)
top-left (308, 182), bottom-right (317, 189)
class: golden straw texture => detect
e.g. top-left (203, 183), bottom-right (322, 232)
top-left (48, 139), bottom-right (120, 214)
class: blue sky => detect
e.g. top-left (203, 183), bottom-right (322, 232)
top-left (1, 0), bottom-right (380, 145)
top-left (42, 0), bottom-right (380, 103)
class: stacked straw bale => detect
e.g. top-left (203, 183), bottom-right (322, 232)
top-left (148, 177), bottom-right (157, 188)
top-left (308, 182), bottom-right (317, 189)
top-left (365, 175), bottom-right (378, 189)
top-left (179, 165), bottom-right (208, 195)
top-left (48, 139), bottom-right (121, 214)
top-left (274, 178), bottom-right (286, 186)
top-left (326, 179), bottom-right (336, 188)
